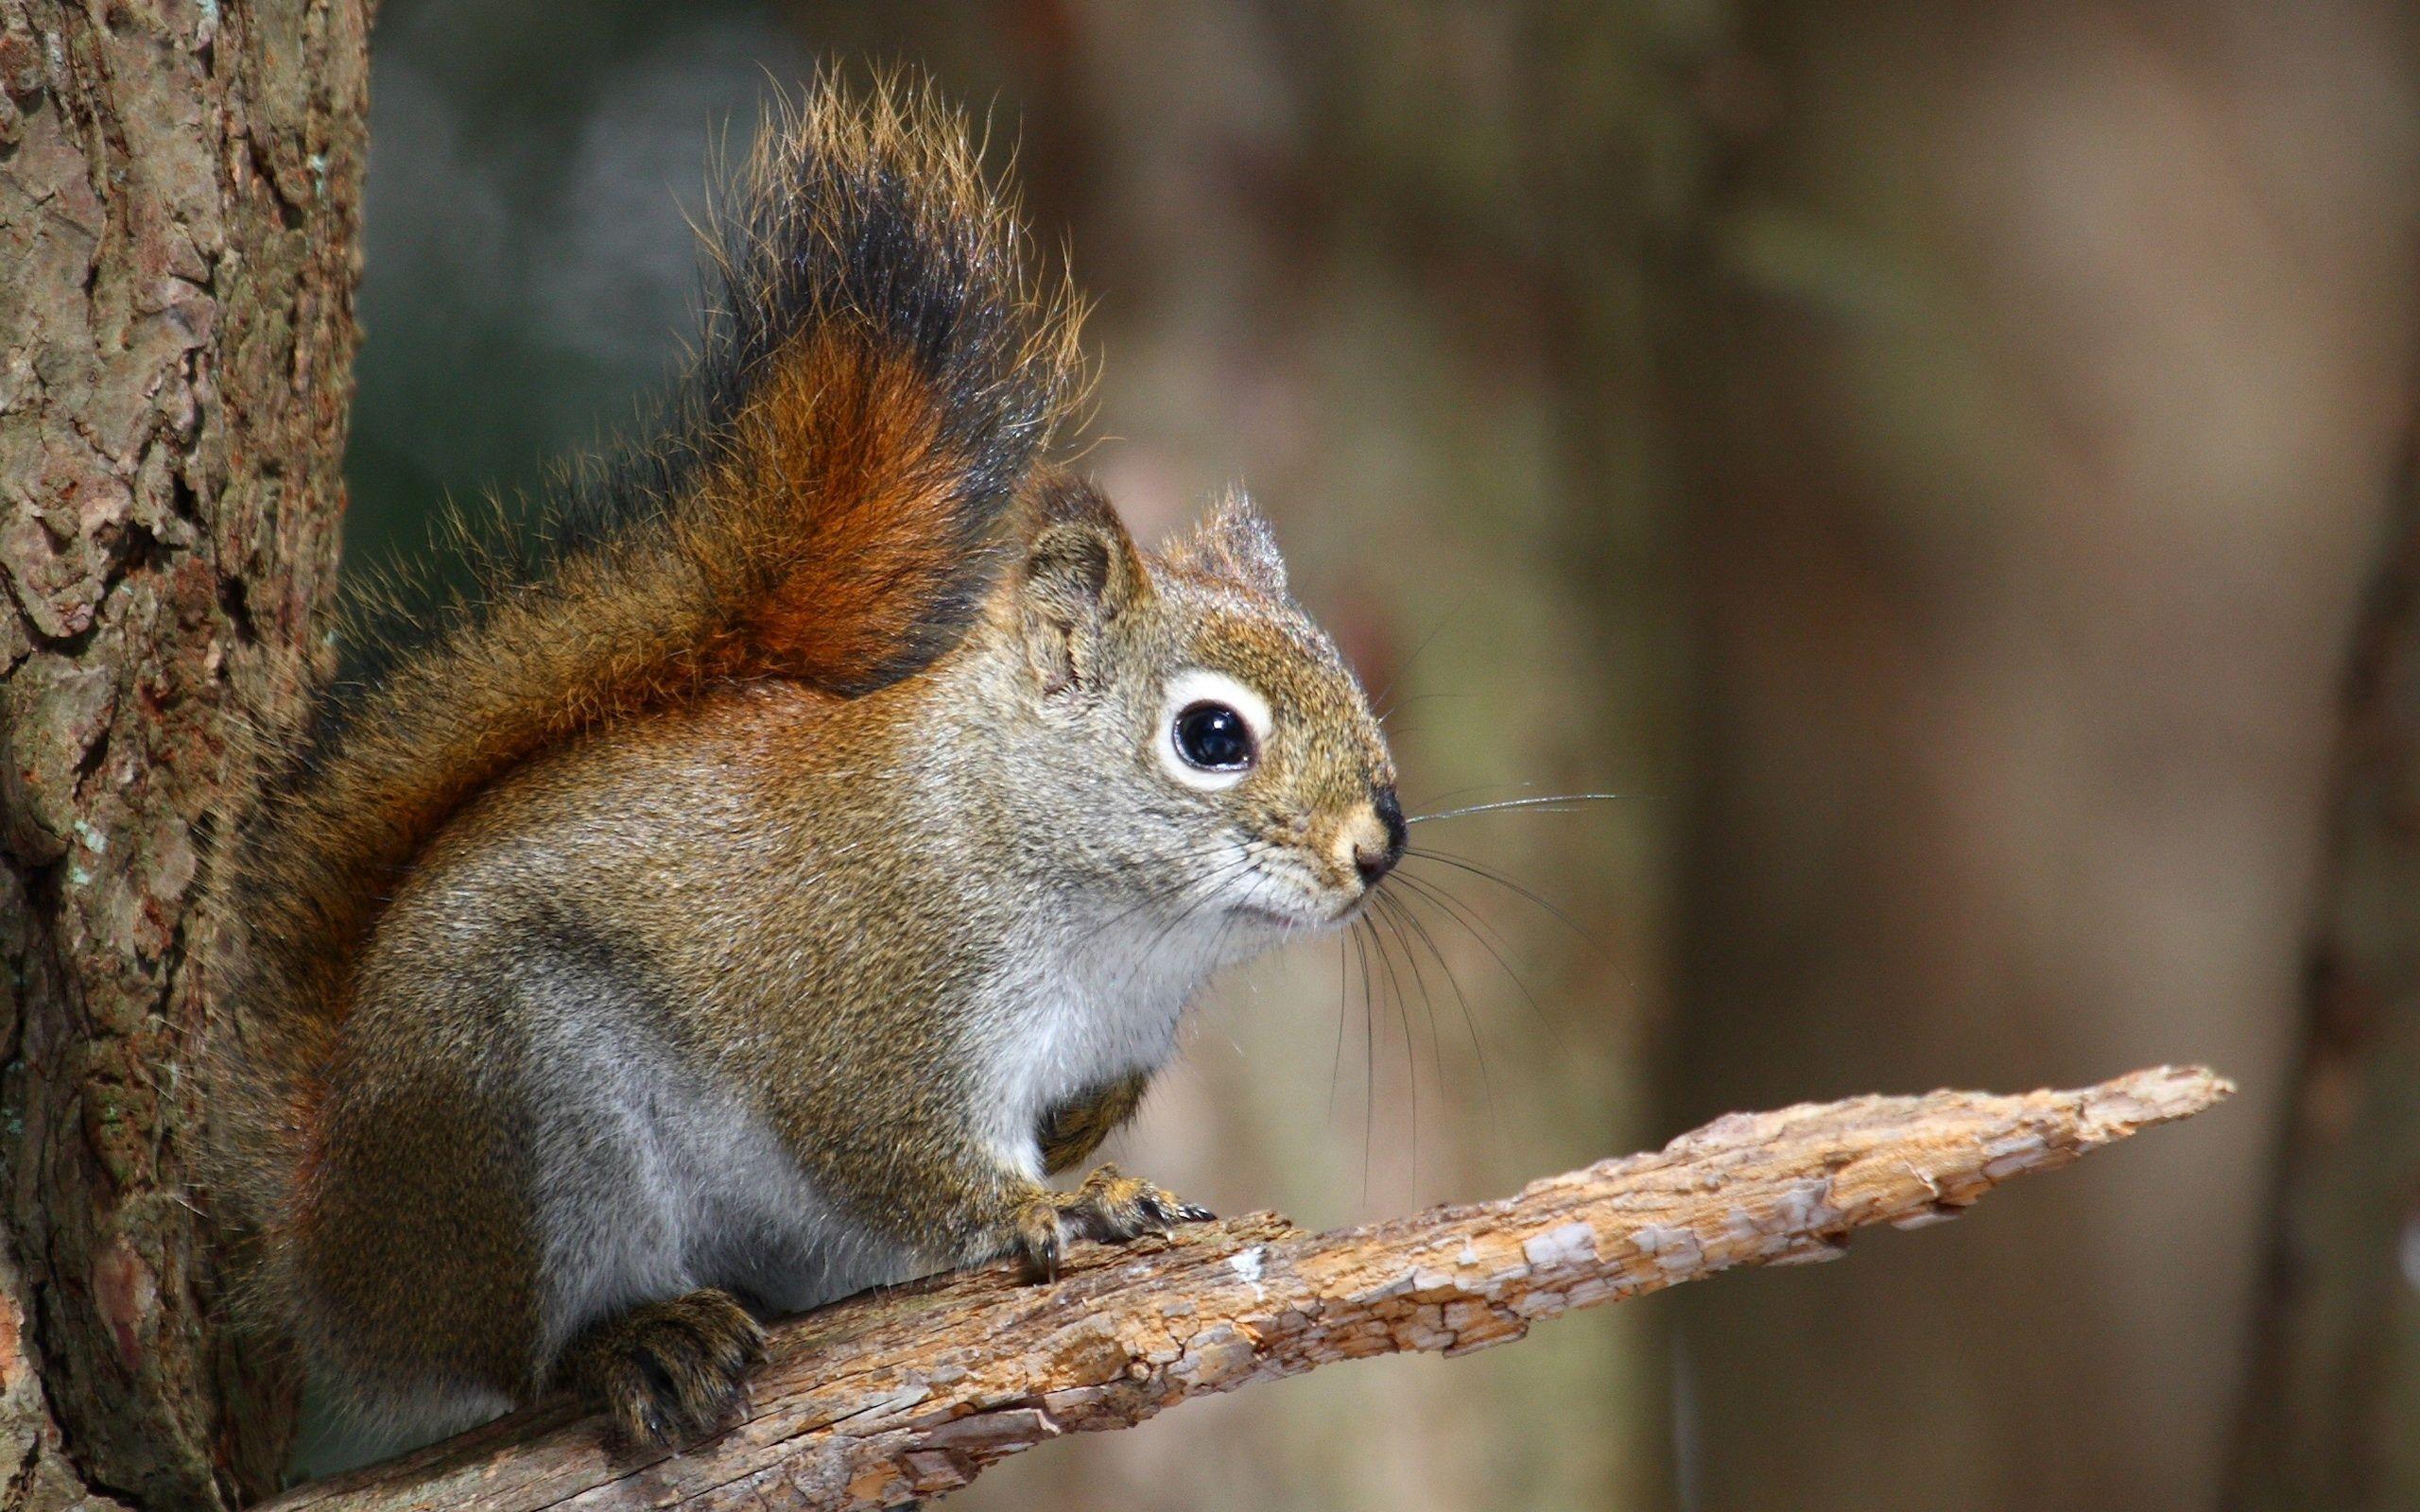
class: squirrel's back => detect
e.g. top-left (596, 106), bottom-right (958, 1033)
top-left (216, 77), bottom-right (1082, 1336)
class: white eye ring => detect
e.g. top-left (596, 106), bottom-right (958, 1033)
top-left (1157, 669), bottom-right (1271, 792)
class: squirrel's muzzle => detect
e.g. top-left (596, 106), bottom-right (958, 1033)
top-left (1347, 785), bottom-right (1408, 886)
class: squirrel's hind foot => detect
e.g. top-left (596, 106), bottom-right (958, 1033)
top-left (1012, 1163), bottom-right (1217, 1280)
top-left (565, 1288), bottom-right (768, 1452)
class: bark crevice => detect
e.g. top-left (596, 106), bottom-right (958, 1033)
top-left (0, 2), bottom-right (369, 1507)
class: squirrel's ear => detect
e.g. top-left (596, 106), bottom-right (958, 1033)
top-left (1165, 487), bottom-right (1288, 596)
top-left (1018, 478), bottom-right (1149, 696)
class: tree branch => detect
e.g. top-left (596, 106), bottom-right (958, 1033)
top-left (264, 1065), bottom-right (2229, 1511)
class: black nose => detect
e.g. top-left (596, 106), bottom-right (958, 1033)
top-left (1357, 785), bottom-right (1408, 885)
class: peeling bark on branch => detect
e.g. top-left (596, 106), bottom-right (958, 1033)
top-left (265, 1065), bottom-right (2229, 1512)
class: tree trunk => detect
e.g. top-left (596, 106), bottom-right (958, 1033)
top-left (0, 1), bottom-right (368, 1507)
top-left (2230, 456), bottom-right (2420, 1507)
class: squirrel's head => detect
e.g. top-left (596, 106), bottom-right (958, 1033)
top-left (994, 478), bottom-right (1402, 936)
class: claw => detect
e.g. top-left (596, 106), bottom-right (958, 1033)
top-left (1011, 1165), bottom-right (1215, 1273)
top-left (565, 1289), bottom-right (766, 1452)
top-left (1013, 1198), bottom-right (1068, 1280)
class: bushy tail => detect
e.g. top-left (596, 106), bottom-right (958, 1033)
top-left (216, 76), bottom-right (1082, 1239)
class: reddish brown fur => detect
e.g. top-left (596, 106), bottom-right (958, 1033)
top-left (715, 336), bottom-right (970, 679)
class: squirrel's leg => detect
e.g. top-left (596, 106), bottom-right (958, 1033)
top-left (1034, 1069), bottom-right (1151, 1174)
top-left (1010, 1163), bottom-right (1216, 1279)
top-left (794, 1075), bottom-right (1214, 1287)
top-left (560, 1287), bottom-right (767, 1452)
top-left (1012, 1072), bottom-right (1213, 1279)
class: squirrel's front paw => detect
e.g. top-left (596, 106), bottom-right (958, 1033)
top-left (565, 1288), bottom-right (768, 1452)
top-left (1011, 1163), bottom-right (1216, 1279)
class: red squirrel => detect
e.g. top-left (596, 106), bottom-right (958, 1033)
top-left (213, 77), bottom-right (1403, 1453)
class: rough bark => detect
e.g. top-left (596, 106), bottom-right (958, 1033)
top-left (0, 1), bottom-right (368, 1508)
top-left (2230, 467), bottom-right (2420, 1507)
top-left (257, 1065), bottom-right (2226, 1512)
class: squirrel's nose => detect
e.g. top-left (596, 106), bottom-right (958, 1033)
top-left (1353, 785), bottom-right (1408, 885)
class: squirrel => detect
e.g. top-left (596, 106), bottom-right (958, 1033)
top-left (211, 76), bottom-right (1405, 1455)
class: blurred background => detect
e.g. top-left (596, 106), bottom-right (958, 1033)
top-left (339, 3), bottom-right (2420, 1509)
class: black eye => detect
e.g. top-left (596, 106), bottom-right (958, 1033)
top-left (1174, 701), bottom-right (1255, 771)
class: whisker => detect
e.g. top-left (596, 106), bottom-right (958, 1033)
top-left (1091, 846), bottom-right (1250, 936)
top-left (1404, 779), bottom-right (1546, 815)
top-left (1329, 933), bottom-right (1350, 1125)
top-left (1363, 902), bottom-right (1419, 1201)
top-left (1403, 847), bottom-right (1629, 987)
top-left (1371, 589), bottom-right (1474, 722)
top-left (1353, 917), bottom-right (1379, 1206)
top-left (1102, 869), bottom-right (1242, 989)
top-left (1382, 884), bottom-right (1496, 1135)
top-left (1407, 793), bottom-right (1647, 825)
top-left (1102, 849), bottom-right (1271, 1001)
top-left (1374, 891), bottom-right (1451, 1114)
top-left (1390, 868), bottom-right (1571, 1055)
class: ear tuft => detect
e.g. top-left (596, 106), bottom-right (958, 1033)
top-left (1167, 487), bottom-right (1288, 595)
top-left (1019, 476), bottom-right (1147, 693)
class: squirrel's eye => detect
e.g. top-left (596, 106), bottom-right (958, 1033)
top-left (1157, 668), bottom-right (1270, 791)
top-left (1174, 702), bottom-right (1254, 771)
